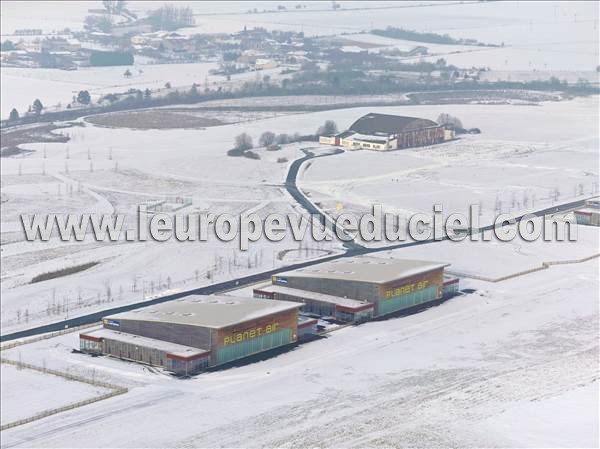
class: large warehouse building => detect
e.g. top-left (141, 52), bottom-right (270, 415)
top-left (257, 257), bottom-right (454, 321)
top-left (574, 198), bottom-right (600, 227)
top-left (80, 296), bottom-right (301, 375)
top-left (319, 113), bottom-right (453, 151)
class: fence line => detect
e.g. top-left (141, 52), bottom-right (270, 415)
top-left (447, 253), bottom-right (599, 283)
top-left (0, 357), bottom-right (127, 431)
top-left (0, 322), bottom-right (99, 352)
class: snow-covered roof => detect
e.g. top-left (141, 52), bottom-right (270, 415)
top-left (340, 45), bottom-right (364, 53)
top-left (276, 256), bottom-right (449, 284)
top-left (258, 284), bottom-right (373, 309)
top-left (575, 208), bottom-right (600, 215)
top-left (82, 328), bottom-right (208, 358)
top-left (104, 295), bottom-right (301, 329)
top-left (345, 132), bottom-right (389, 143)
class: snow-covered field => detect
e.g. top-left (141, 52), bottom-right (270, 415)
top-left (1, 364), bottom-right (111, 426)
top-left (301, 96), bottom-right (599, 229)
top-left (1, 97), bottom-right (598, 335)
top-left (1, 234), bottom-right (597, 446)
top-left (0, 63), bottom-right (285, 119)
top-left (0, 63), bottom-right (214, 118)
top-left (0, 117), bottom-right (344, 333)
top-left (1, 2), bottom-right (599, 447)
top-left (2, 1), bottom-right (598, 118)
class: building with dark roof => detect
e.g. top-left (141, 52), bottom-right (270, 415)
top-left (319, 113), bottom-right (453, 150)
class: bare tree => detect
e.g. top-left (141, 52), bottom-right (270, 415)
top-left (104, 280), bottom-right (112, 301)
top-left (259, 131), bottom-right (276, 147)
top-left (317, 120), bottom-right (338, 136)
top-left (234, 133), bottom-right (253, 151)
top-left (437, 113), bottom-right (463, 129)
top-left (522, 191), bottom-right (529, 208)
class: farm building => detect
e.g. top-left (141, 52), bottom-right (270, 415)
top-left (319, 113), bottom-right (453, 151)
top-left (267, 256), bottom-right (453, 319)
top-left (80, 296), bottom-right (301, 375)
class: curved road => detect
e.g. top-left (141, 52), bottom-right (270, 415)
top-left (0, 148), bottom-right (591, 342)
top-left (285, 147), bottom-right (364, 252)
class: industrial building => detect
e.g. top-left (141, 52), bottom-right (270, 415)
top-left (297, 315), bottom-right (319, 339)
top-left (254, 284), bottom-right (375, 323)
top-left (574, 198), bottom-right (600, 227)
top-left (262, 257), bottom-right (454, 319)
top-left (80, 295), bottom-right (302, 375)
top-left (319, 113), bottom-right (453, 151)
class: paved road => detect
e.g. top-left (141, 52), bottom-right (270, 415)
top-left (285, 147), bottom-right (364, 252)
top-left (0, 151), bottom-right (590, 343)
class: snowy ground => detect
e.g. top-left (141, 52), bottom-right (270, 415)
top-left (2, 1), bottom-right (598, 119)
top-left (300, 96), bottom-right (599, 233)
top-left (0, 364), bottom-right (110, 426)
top-left (0, 117), bottom-right (343, 333)
top-left (2, 96), bottom-right (598, 334)
top-left (0, 63), bottom-right (283, 119)
top-left (1, 233), bottom-right (597, 447)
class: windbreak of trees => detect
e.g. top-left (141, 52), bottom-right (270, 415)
top-left (372, 26), bottom-right (497, 47)
top-left (5, 74), bottom-right (597, 128)
top-left (228, 129), bottom-right (322, 159)
top-left (148, 4), bottom-right (195, 31)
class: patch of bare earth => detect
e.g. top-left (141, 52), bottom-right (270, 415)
top-left (85, 109), bottom-right (224, 130)
top-left (0, 123), bottom-right (78, 157)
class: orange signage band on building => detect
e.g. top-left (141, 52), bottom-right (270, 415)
top-left (222, 322), bottom-right (280, 346)
top-left (384, 280), bottom-right (430, 299)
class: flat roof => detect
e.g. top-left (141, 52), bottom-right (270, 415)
top-left (575, 208), bottom-right (600, 215)
top-left (82, 328), bottom-right (208, 358)
top-left (275, 256), bottom-right (449, 284)
top-left (104, 295), bottom-right (301, 329)
top-left (258, 284), bottom-right (373, 309)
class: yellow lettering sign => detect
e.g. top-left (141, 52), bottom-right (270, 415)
top-left (384, 280), bottom-right (429, 299)
top-left (223, 322), bottom-right (280, 345)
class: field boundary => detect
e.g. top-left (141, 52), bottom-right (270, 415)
top-left (0, 357), bottom-right (127, 431)
top-left (0, 322), bottom-right (99, 352)
top-left (447, 253), bottom-right (599, 282)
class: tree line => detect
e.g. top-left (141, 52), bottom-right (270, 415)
top-left (227, 120), bottom-right (338, 159)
